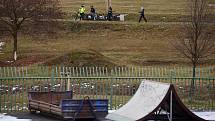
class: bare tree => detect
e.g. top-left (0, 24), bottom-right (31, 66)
top-left (0, 0), bottom-right (63, 61)
top-left (173, 0), bottom-right (215, 90)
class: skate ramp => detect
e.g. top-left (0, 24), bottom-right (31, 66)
top-left (106, 80), bottom-right (206, 121)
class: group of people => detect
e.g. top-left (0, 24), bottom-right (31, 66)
top-left (78, 4), bottom-right (147, 22)
top-left (78, 5), bottom-right (113, 21)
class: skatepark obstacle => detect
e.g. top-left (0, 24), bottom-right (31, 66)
top-left (106, 80), bottom-right (207, 121)
top-left (28, 91), bottom-right (108, 120)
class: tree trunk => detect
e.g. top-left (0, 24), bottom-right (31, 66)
top-left (13, 31), bottom-right (18, 61)
top-left (189, 62), bottom-right (196, 101)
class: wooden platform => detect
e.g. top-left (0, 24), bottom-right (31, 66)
top-left (28, 91), bottom-right (73, 116)
top-left (28, 91), bottom-right (108, 120)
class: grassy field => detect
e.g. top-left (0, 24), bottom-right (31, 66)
top-left (60, 0), bottom-right (215, 21)
top-left (59, 0), bottom-right (214, 14)
top-left (0, 0), bottom-right (214, 66)
top-left (1, 21), bottom-right (215, 66)
top-left (60, 0), bottom-right (188, 14)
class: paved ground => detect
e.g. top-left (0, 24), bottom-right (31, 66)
top-left (1, 112), bottom-right (109, 121)
top-left (194, 112), bottom-right (215, 121)
top-left (1, 112), bottom-right (61, 121)
top-left (1, 111), bottom-right (215, 121)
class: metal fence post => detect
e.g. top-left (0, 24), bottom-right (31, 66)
top-left (51, 66), bottom-right (55, 91)
top-left (212, 79), bottom-right (215, 110)
top-left (170, 70), bottom-right (174, 84)
top-left (110, 69), bottom-right (114, 110)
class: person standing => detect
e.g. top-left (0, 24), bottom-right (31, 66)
top-left (139, 6), bottom-right (147, 23)
top-left (107, 6), bottom-right (113, 21)
top-left (90, 6), bottom-right (96, 20)
top-left (79, 5), bottom-right (85, 20)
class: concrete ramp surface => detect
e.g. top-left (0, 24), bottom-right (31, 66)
top-left (106, 80), bottom-right (206, 121)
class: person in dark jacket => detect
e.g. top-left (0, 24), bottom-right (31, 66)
top-left (107, 6), bottom-right (113, 21)
top-left (139, 6), bottom-right (147, 23)
top-left (90, 6), bottom-right (96, 20)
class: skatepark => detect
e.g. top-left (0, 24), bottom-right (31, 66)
top-left (1, 0), bottom-right (215, 120)
top-left (1, 80), bottom-right (215, 121)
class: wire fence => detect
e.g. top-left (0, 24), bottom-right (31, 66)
top-left (0, 66), bottom-right (215, 112)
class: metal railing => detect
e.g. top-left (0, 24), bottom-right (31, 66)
top-left (0, 66), bottom-right (215, 112)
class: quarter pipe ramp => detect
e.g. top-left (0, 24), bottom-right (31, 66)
top-left (106, 80), bottom-right (206, 121)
